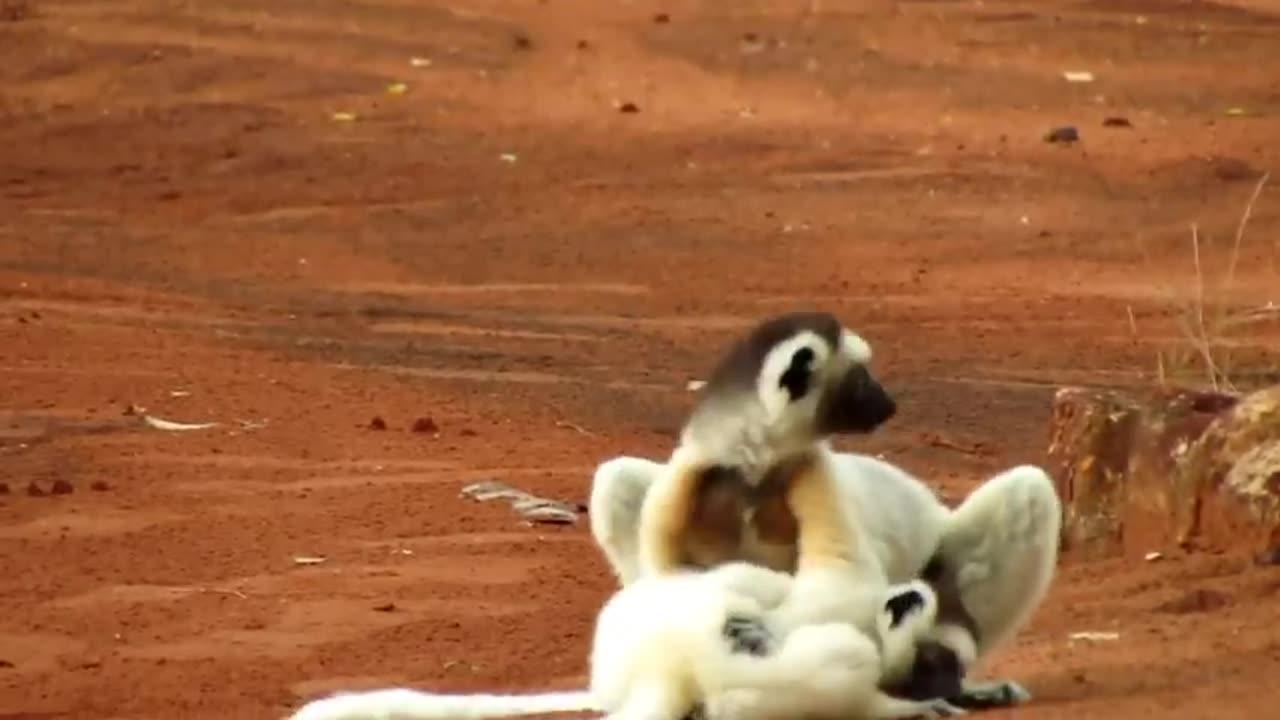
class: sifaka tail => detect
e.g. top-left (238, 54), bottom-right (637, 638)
top-left (289, 688), bottom-right (599, 720)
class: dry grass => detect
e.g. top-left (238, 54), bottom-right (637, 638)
top-left (1137, 172), bottom-right (1275, 394)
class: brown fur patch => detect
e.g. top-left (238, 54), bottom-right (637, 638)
top-left (685, 466), bottom-right (747, 564)
top-left (752, 454), bottom-right (814, 544)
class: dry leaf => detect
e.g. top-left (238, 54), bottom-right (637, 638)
top-left (1069, 631), bottom-right (1119, 642)
top-left (142, 415), bottom-right (219, 431)
top-left (518, 506), bottom-right (578, 524)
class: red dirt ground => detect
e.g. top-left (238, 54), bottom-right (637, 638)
top-left (3, 1), bottom-right (1280, 718)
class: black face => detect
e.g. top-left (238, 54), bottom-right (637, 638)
top-left (815, 364), bottom-right (896, 435)
top-left (883, 641), bottom-right (965, 702)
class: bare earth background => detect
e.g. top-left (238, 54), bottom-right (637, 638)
top-left (2, 0), bottom-right (1280, 718)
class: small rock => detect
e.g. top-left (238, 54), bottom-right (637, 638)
top-left (1102, 116), bottom-right (1133, 128)
top-left (373, 602), bottom-right (397, 613)
top-left (1044, 126), bottom-right (1080, 144)
top-left (1155, 588), bottom-right (1231, 614)
top-left (512, 33), bottom-right (533, 51)
top-left (50, 479), bottom-right (74, 495)
top-left (1255, 546), bottom-right (1280, 566)
top-left (618, 102), bottom-right (640, 114)
top-left (0, 659), bottom-right (13, 669)
top-left (576, 39), bottom-right (591, 50)
top-left (1144, 551), bottom-right (1163, 562)
top-left (90, 481), bottom-right (111, 492)
top-left (653, 12), bottom-right (670, 23)
top-left (1, 1), bottom-right (32, 23)
top-left (460, 428), bottom-right (478, 437)
top-left (26, 482), bottom-right (45, 497)
top-left (739, 32), bottom-right (767, 54)
top-left (368, 416), bottom-right (388, 431)
top-left (411, 417), bottom-right (439, 434)
top-left (1210, 156), bottom-right (1264, 182)
top-left (0, 482), bottom-right (9, 495)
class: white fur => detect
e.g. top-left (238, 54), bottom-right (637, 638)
top-left (589, 451), bottom-right (1061, 677)
top-left (841, 330), bottom-right (873, 364)
top-left (591, 564), bottom-right (961, 720)
top-left (933, 464), bottom-right (1061, 659)
top-left (289, 690), bottom-right (594, 720)
top-left (288, 563), bottom-right (961, 720)
top-left (589, 456), bottom-right (664, 587)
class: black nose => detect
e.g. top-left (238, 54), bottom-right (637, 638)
top-left (867, 384), bottom-right (896, 426)
top-left (818, 367), bottom-right (897, 435)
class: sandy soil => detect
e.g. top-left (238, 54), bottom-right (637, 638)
top-left (2, 0), bottom-right (1280, 718)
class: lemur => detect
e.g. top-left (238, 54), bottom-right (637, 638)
top-left (590, 311), bottom-right (1062, 708)
top-left (287, 563), bottom-right (965, 720)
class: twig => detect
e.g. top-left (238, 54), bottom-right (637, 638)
top-left (167, 586), bottom-right (249, 599)
top-left (1214, 172), bottom-right (1269, 387)
top-left (1222, 172), bottom-right (1269, 302)
top-left (556, 420), bottom-right (595, 436)
top-left (920, 431), bottom-right (991, 457)
top-left (1187, 224), bottom-right (1220, 390)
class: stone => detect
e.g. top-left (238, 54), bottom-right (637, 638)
top-left (1046, 384), bottom-right (1280, 558)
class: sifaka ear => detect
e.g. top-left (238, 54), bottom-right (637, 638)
top-left (778, 346), bottom-right (816, 401)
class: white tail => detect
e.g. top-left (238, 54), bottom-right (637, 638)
top-left (289, 688), bottom-right (598, 720)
